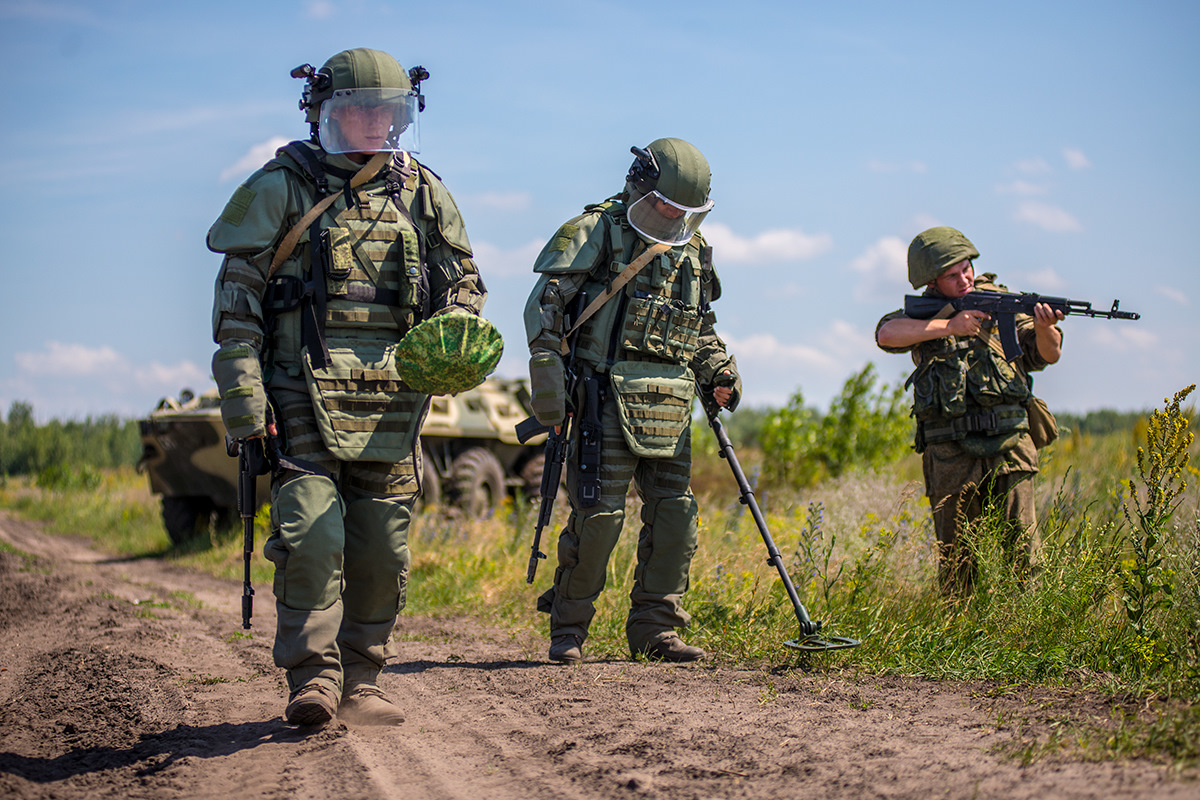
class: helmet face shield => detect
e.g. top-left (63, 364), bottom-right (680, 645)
top-left (318, 88), bottom-right (420, 154)
top-left (627, 189), bottom-right (713, 245)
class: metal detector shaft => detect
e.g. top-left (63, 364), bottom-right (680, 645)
top-left (706, 407), bottom-right (859, 652)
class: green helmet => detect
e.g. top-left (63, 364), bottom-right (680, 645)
top-left (297, 48), bottom-right (413, 124)
top-left (907, 226), bottom-right (980, 289)
top-left (395, 313), bottom-right (505, 396)
top-left (626, 138), bottom-right (714, 245)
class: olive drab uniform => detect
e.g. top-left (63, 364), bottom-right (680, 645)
top-left (209, 139), bottom-right (485, 698)
top-left (524, 198), bottom-right (740, 653)
top-left (877, 272), bottom-right (1058, 592)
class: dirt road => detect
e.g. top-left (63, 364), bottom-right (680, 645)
top-left (0, 511), bottom-right (1191, 800)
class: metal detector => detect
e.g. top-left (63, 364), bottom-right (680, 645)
top-left (705, 405), bottom-right (860, 652)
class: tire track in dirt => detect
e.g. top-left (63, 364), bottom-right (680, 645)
top-left (0, 512), bottom-right (1192, 799)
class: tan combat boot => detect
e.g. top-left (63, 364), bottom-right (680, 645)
top-left (339, 684), bottom-right (405, 726)
top-left (285, 681), bottom-right (340, 726)
top-left (642, 636), bottom-right (705, 663)
top-left (548, 634), bottom-right (583, 664)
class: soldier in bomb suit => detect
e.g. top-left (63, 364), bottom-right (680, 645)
top-left (524, 138), bottom-right (740, 664)
top-left (876, 226), bottom-right (1063, 595)
top-left (208, 48), bottom-right (486, 725)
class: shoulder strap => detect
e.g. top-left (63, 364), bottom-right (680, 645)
top-left (266, 151), bottom-right (390, 279)
top-left (558, 241), bottom-right (670, 356)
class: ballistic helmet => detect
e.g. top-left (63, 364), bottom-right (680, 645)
top-left (292, 48), bottom-right (423, 154)
top-left (907, 226), bottom-right (979, 288)
top-left (626, 137), bottom-right (714, 245)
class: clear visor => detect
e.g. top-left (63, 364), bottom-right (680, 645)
top-left (318, 88), bottom-right (420, 155)
top-left (626, 190), bottom-right (714, 246)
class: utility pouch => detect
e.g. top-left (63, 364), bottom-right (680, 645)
top-left (911, 355), bottom-right (967, 421)
top-left (302, 342), bottom-right (427, 461)
top-left (1026, 395), bottom-right (1060, 449)
top-left (608, 361), bottom-right (694, 458)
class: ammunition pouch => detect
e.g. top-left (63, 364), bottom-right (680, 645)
top-left (619, 291), bottom-right (702, 364)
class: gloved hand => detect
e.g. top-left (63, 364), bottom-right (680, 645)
top-left (528, 351), bottom-right (567, 427)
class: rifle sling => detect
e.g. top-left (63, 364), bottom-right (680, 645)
top-left (267, 151), bottom-right (390, 280)
top-left (558, 241), bottom-right (671, 356)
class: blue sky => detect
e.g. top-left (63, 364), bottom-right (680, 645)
top-left (1, 0), bottom-right (1196, 421)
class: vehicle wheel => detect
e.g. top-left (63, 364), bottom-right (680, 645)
top-left (447, 447), bottom-right (506, 517)
top-left (519, 452), bottom-right (545, 499)
top-left (162, 496), bottom-right (213, 545)
top-left (417, 448), bottom-right (442, 511)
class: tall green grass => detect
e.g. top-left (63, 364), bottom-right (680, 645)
top-left (2, 389), bottom-right (1197, 764)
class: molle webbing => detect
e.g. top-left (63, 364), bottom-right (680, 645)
top-left (918, 403), bottom-right (1028, 445)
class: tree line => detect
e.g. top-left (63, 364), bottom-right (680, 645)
top-left (0, 401), bottom-right (142, 480)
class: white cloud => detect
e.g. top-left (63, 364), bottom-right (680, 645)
top-left (1020, 269), bottom-right (1069, 293)
top-left (471, 238), bottom-right (545, 278)
top-left (1015, 158), bottom-right (1053, 175)
top-left (1155, 285), bottom-right (1189, 306)
top-left (1063, 148), bottom-right (1092, 170)
top-left (1014, 201), bottom-right (1083, 232)
top-left (702, 222), bottom-right (832, 264)
top-left (7, 342), bottom-right (209, 420)
top-left (220, 136), bottom-right (290, 183)
top-left (15, 342), bottom-right (124, 377)
top-left (866, 159), bottom-right (927, 174)
top-left (848, 236), bottom-right (908, 302)
top-left (1086, 325), bottom-right (1158, 353)
top-left (305, 1), bottom-right (336, 19)
top-left (996, 180), bottom-right (1048, 195)
top-left (465, 191), bottom-right (533, 212)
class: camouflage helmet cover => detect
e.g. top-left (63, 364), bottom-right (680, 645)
top-left (907, 226), bottom-right (980, 289)
top-left (395, 313), bottom-right (505, 396)
top-left (301, 48), bottom-right (413, 124)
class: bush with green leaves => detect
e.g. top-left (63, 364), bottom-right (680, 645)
top-left (758, 363), bottom-right (911, 488)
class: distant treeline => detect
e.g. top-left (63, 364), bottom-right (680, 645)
top-left (0, 402), bottom-right (142, 478)
top-left (1055, 409), bottom-right (1159, 436)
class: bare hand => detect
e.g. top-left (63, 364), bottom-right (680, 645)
top-left (947, 309), bottom-right (990, 337)
top-left (1033, 302), bottom-right (1065, 328)
top-left (713, 370), bottom-right (735, 408)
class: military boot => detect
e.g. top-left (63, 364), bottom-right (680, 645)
top-left (548, 634), bottom-right (583, 664)
top-left (642, 636), bottom-right (705, 663)
top-left (339, 684), bottom-right (405, 726)
top-left (285, 681), bottom-right (340, 726)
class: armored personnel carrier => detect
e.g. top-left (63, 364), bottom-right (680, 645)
top-left (138, 379), bottom-right (546, 544)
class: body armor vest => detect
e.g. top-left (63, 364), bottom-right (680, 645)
top-left (909, 332), bottom-right (1031, 453)
top-left (260, 142), bottom-right (433, 462)
top-left (571, 202), bottom-right (710, 373)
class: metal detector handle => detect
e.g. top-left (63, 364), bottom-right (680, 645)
top-left (705, 408), bottom-right (821, 637)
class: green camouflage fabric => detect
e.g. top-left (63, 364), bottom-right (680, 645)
top-left (395, 312), bottom-right (503, 396)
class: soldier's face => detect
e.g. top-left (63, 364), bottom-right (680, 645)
top-left (331, 104), bottom-right (394, 154)
top-left (933, 259), bottom-right (974, 298)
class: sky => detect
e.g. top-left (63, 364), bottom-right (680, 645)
top-left (1, 0), bottom-right (1197, 422)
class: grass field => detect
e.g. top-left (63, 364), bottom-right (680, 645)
top-left (2, 388), bottom-right (1197, 766)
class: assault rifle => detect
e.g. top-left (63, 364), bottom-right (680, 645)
top-left (225, 434), bottom-right (271, 629)
top-left (514, 292), bottom-right (587, 584)
top-left (904, 290), bottom-right (1140, 360)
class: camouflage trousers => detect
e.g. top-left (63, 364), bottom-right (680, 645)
top-left (537, 391), bottom-right (698, 653)
top-left (263, 388), bottom-right (419, 695)
top-left (923, 441), bottom-right (1037, 596)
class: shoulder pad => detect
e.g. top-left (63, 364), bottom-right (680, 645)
top-left (533, 211), bottom-right (608, 274)
top-left (415, 161), bottom-right (473, 256)
top-left (583, 197), bottom-right (626, 217)
top-left (206, 166), bottom-right (295, 255)
top-left (975, 272), bottom-right (1011, 292)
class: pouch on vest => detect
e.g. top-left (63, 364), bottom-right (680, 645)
top-left (608, 361), bottom-right (695, 458)
top-left (302, 342), bottom-right (427, 461)
top-left (619, 294), bottom-right (702, 363)
top-left (912, 356), bottom-right (967, 421)
top-left (1026, 395), bottom-right (1059, 449)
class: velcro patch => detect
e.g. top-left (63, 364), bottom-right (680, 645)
top-left (217, 344), bottom-right (254, 360)
top-left (222, 386), bottom-right (255, 399)
top-left (218, 185), bottom-right (257, 227)
top-left (547, 223), bottom-right (579, 253)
